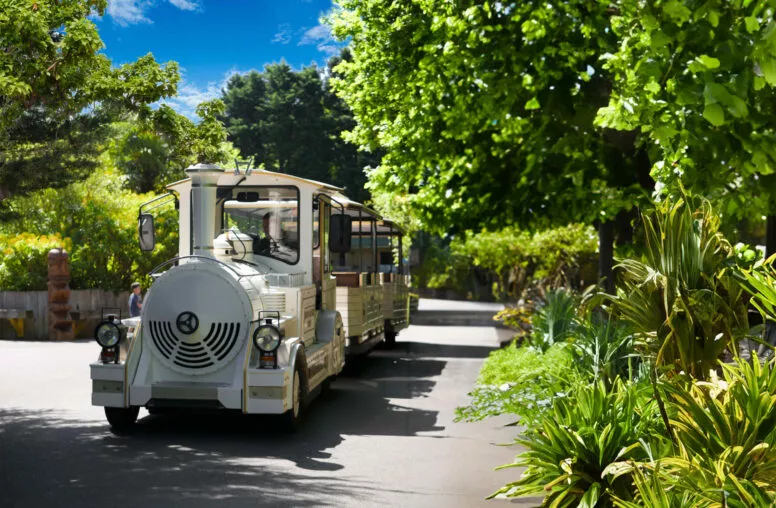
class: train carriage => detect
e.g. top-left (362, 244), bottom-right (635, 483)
top-left (89, 163), bottom-right (410, 431)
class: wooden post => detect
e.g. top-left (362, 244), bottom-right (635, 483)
top-left (47, 248), bottom-right (74, 340)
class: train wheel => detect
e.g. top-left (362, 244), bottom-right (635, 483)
top-left (105, 406), bottom-right (139, 432)
top-left (384, 329), bottom-right (397, 348)
top-left (279, 364), bottom-right (305, 431)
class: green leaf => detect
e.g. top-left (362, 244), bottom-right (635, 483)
top-left (745, 16), bottom-right (759, 34)
top-left (708, 9), bottom-right (720, 27)
top-left (578, 482), bottom-right (601, 508)
top-left (703, 103), bottom-right (725, 127)
top-left (760, 59), bottom-right (776, 86)
top-left (698, 55), bottom-right (720, 69)
top-left (663, 0), bottom-right (692, 25)
top-left (525, 97), bottom-right (540, 110)
top-left (645, 81), bottom-right (661, 94)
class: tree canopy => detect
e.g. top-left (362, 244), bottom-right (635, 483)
top-left (329, 0), bottom-right (776, 236)
top-left (221, 60), bottom-right (377, 203)
top-left (0, 0), bottom-right (180, 200)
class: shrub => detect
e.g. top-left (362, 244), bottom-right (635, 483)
top-left (0, 233), bottom-right (72, 290)
top-left (495, 379), bottom-right (664, 506)
top-left (570, 314), bottom-right (639, 387)
top-left (0, 165), bottom-right (178, 291)
top-left (661, 356), bottom-right (776, 505)
top-left (456, 342), bottom-right (585, 429)
top-left (416, 223), bottom-right (598, 302)
top-left (529, 288), bottom-right (578, 352)
top-left (608, 197), bottom-right (751, 379)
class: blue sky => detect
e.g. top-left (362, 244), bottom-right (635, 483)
top-left (94, 0), bottom-right (343, 118)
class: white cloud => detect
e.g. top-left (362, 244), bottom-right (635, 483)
top-left (272, 24), bottom-right (292, 44)
top-left (167, 0), bottom-right (199, 10)
top-left (107, 0), bottom-right (201, 27)
top-left (299, 23), bottom-right (344, 57)
top-left (159, 68), bottom-right (249, 120)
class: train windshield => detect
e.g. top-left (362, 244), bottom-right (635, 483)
top-left (222, 186), bottom-right (300, 265)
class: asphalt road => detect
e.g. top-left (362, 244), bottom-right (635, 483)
top-left (0, 305), bottom-right (537, 508)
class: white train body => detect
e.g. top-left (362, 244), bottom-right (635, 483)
top-left (90, 164), bottom-right (408, 429)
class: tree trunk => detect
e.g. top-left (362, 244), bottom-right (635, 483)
top-left (599, 220), bottom-right (615, 294)
top-left (615, 208), bottom-right (635, 246)
top-left (767, 215), bottom-right (776, 258)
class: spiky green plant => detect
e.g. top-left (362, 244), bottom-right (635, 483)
top-left (570, 315), bottom-right (638, 387)
top-left (609, 198), bottom-right (750, 379)
top-left (529, 288), bottom-right (578, 352)
top-left (660, 356), bottom-right (776, 505)
top-left (493, 379), bottom-right (663, 506)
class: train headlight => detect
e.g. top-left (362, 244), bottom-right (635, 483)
top-left (253, 323), bottom-right (281, 352)
top-left (95, 321), bottom-right (123, 348)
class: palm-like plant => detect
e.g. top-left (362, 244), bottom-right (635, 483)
top-left (609, 198), bottom-right (750, 379)
top-left (570, 315), bottom-right (638, 386)
top-left (494, 379), bottom-right (663, 506)
top-left (529, 288), bottom-right (578, 352)
top-left (662, 356), bottom-right (776, 504)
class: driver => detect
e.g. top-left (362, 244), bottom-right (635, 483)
top-left (253, 212), bottom-right (276, 254)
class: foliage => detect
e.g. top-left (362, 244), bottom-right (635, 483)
top-left (493, 306), bottom-right (532, 338)
top-left (221, 59), bottom-right (377, 203)
top-left (528, 289), bottom-right (578, 352)
top-left (600, 0), bottom-right (776, 223)
top-left (659, 357), bottom-right (776, 505)
top-left (191, 99), bottom-right (231, 165)
top-left (608, 197), bottom-right (751, 379)
top-left (738, 253), bottom-right (776, 326)
top-left (613, 357), bottom-right (776, 507)
top-left (0, 233), bottom-right (71, 290)
top-left (0, 0), bottom-right (179, 198)
top-left (570, 315), bottom-right (639, 387)
top-left (330, 0), bottom-right (654, 238)
top-left (456, 342), bottom-right (585, 429)
top-left (420, 223), bottom-right (597, 301)
top-left (0, 161), bottom-right (177, 291)
top-left (495, 379), bottom-right (664, 506)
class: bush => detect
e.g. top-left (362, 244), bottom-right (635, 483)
top-left (0, 233), bottom-right (72, 290)
top-left (0, 165), bottom-right (178, 291)
top-left (495, 379), bottom-right (665, 506)
top-left (456, 342), bottom-right (586, 428)
top-left (529, 289), bottom-right (578, 352)
top-left (608, 198), bottom-right (752, 379)
top-left (415, 223), bottom-right (598, 302)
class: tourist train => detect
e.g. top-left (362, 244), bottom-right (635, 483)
top-left (90, 163), bottom-right (410, 430)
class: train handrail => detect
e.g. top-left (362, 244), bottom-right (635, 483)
top-left (149, 255), bottom-right (252, 280)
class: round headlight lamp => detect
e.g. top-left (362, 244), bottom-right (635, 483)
top-left (95, 321), bottom-right (122, 348)
top-left (253, 324), bottom-right (281, 352)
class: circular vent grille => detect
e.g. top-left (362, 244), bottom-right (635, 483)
top-left (148, 320), bottom-right (241, 372)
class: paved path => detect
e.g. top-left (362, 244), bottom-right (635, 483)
top-left (0, 303), bottom-right (535, 507)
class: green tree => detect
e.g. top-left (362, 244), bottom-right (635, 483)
top-left (329, 1), bottom-right (653, 290)
top-left (114, 100), bottom-right (232, 193)
top-left (598, 0), bottom-right (776, 253)
top-left (0, 0), bottom-right (180, 200)
top-left (221, 59), bottom-right (376, 203)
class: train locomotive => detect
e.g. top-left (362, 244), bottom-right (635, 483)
top-left (90, 163), bottom-right (410, 430)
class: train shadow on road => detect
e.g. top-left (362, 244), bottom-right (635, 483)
top-left (0, 339), bottom-right (494, 507)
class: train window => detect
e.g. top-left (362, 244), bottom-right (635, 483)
top-left (222, 186), bottom-right (300, 265)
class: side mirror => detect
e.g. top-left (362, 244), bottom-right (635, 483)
top-left (138, 213), bottom-right (156, 252)
top-left (329, 214), bottom-right (352, 253)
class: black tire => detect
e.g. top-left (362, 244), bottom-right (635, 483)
top-left (105, 406), bottom-right (139, 432)
top-left (384, 330), bottom-right (397, 348)
top-left (278, 363), bottom-right (306, 431)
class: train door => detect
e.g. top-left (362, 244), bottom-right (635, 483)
top-left (312, 196), bottom-right (331, 309)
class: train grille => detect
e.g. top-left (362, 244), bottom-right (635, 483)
top-left (148, 320), bottom-right (241, 370)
